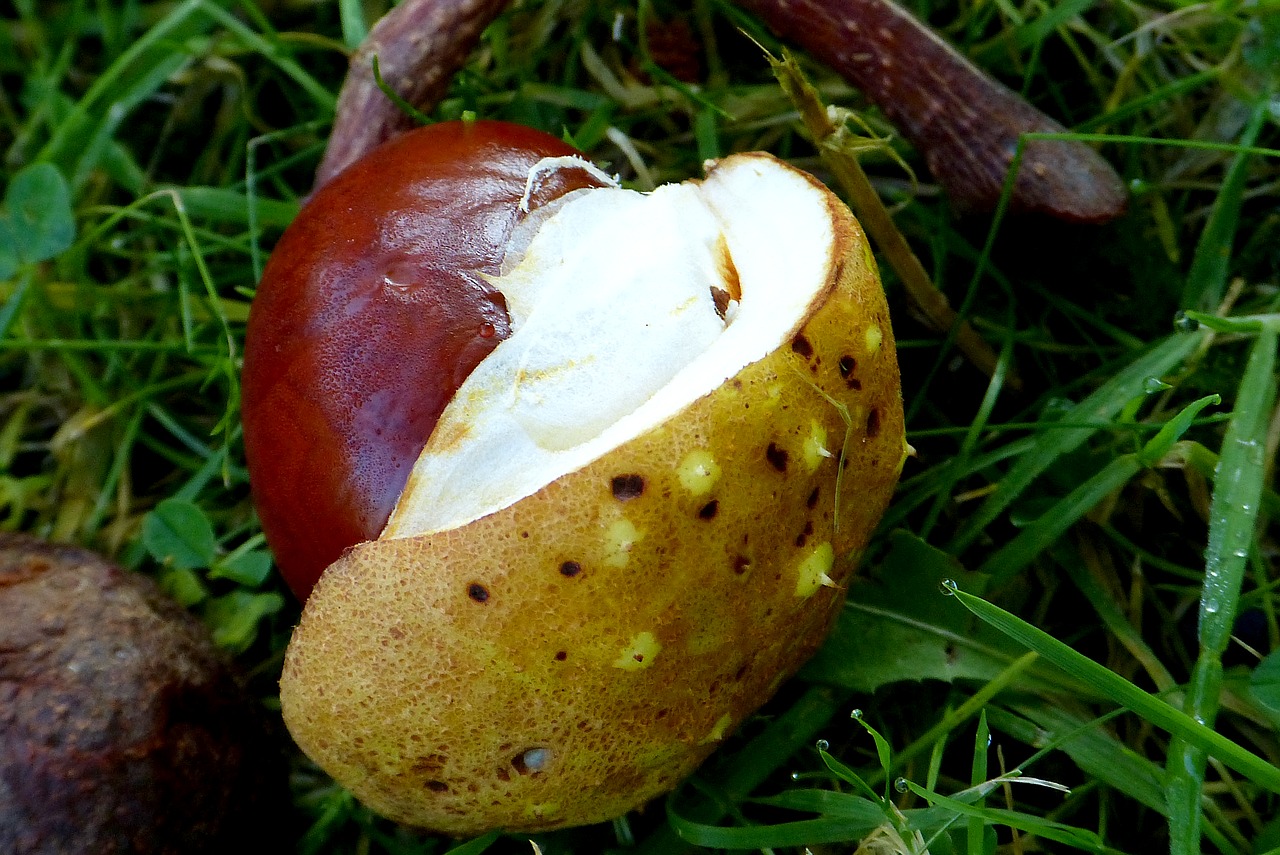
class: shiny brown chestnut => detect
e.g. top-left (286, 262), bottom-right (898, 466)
top-left (241, 120), bottom-right (607, 600)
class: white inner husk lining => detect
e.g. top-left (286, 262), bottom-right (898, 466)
top-left (382, 153), bottom-right (837, 539)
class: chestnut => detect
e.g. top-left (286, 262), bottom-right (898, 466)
top-left (242, 120), bottom-right (610, 601)
top-left (0, 533), bottom-right (285, 853)
top-left (244, 120), bottom-right (906, 833)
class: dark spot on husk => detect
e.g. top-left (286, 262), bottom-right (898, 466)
top-left (554, 650), bottom-right (568, 661)
top-left (732, 555), bottom-right (751, 574)
top-left (795, 520), bottom-right (815, 547)
top-left (866, 407), bottom-right (882, 439)
top-left (425, 780), bottom-right (448, 792)
top-left (698, 500), bottom-right (719, 520)
top-left (838, 355), bottom-right (856, 378)
top-left (791, 335), bottom-right (813, 358)
top-left (611, 474), bottom-right (646, 500)
top-left (467, 583), bottom-right (489, 603)
top-left (411, 753), bottom-right (446, 774)
top-left (559, 561), bottom-right (582, 577)
top-left (766, 443), bottom-right (788, 472)
top-left (807, 487), bottom-right (820, 509)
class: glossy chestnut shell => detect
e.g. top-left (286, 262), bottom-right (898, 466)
top-left (242, 121), bottom-right (604, 599)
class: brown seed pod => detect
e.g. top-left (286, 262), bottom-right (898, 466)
top-left (0, 533), bottom-right (286, 854)
top-left (266, 124), bottom-right (907, 833)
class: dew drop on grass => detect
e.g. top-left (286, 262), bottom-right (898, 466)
top-left (815, 739), bottom-right (830, 752)
top-left (940, 579), bottom-right (958, 595)
top-left (1173, 311), bottom-right (1200, 332)
top-left (850, 708), bottom-right (863, 720)
top-left (894, 777), bottom-right (909, 793)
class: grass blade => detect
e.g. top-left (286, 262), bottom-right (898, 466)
top-left (942, 582), bottom-right (1280, 794)
top-left (949, 330), bottom-right (1207, 554)
top-left (992, 702), bottom-right (1168, 815)
top-left (443, 830), bottom-right (501, 854)
top-left (669, 813), bottom-right (884, 849)
top-left (977, 453), bottom-right (1143, 583)
top-left (969, 711), bottom-right (990, 855)
top-left (1166, 326), bottom-right (1278, 855)
top-left (38, 0), bottom-right (217, 167)
top-left (1180, 99), bottom-right (1270, 311)
top-left (902, 780), bottom-right (1114, 853)
top-left (978, 392), bottom-right (1220, 581)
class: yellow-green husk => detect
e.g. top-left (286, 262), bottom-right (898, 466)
top-left (280, 185), bottom-right (905, 834)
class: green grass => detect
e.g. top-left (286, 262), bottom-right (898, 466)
top-left (2, 0), bottom-right (1278, 853)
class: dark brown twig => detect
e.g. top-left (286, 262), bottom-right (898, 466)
top-left (735, 0), bottom-right (1129, 222)
top-left (314, 0), bottom-right (511, 188)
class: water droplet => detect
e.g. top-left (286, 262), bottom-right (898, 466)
top-left (790, 771), bottom-right (801, 781)
top-left (850, 708), bottom-right (863, 720)
top-left (986, 733), bottom-right (993, 747)
top-left (894, 777), bottom-right (909, 793)
top-left (815, 739), bottom-right (830, 752)
top-left (1173, 311), bottom-right (1200, 332)
top-left (1143, 377), bottom-right (1172, 394)
top-left (1235, 438), bottom-right (1266, 466)
top-left (940, 579), bottom-right (958, 595)
top-left (478, 322), bottom-right (496, 338)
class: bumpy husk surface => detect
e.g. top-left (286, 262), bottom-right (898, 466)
top-left (280, 175), bottom-right (905, 834)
